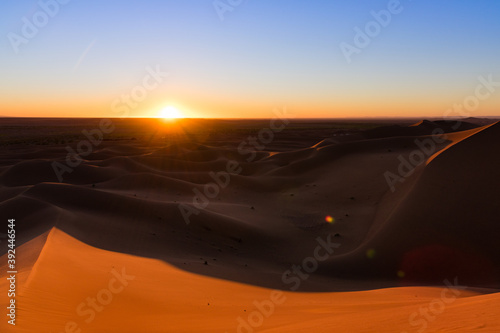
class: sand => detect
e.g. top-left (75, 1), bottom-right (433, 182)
top-left (0, 118), bottom-right (499, 332)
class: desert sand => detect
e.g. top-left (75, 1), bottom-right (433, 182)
top-left (1, 117), bottom-right (499, 332)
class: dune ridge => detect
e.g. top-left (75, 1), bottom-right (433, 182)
top-left (2, 228), bottom-right (499, 333)
top-left (1, 119), bottom-right (499, 331)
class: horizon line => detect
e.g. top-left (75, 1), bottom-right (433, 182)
top-left (1, 116), bottom-right (499, 120)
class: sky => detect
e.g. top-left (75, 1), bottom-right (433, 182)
top-left (1, 0), bottom-right (499, 118)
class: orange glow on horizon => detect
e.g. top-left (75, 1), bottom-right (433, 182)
top-left (2, 92), bottom-right (499, 118)
top-left (158, 106), bottom-right (184, 120)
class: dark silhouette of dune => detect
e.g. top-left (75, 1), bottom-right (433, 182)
top-left (1, 119), bottom-right (498, 292)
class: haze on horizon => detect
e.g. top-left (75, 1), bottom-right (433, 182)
top-left (1, 0), bottom-right (499, 119)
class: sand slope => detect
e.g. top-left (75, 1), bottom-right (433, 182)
top-left (1, 229), bottom-right (499, 333)
top-left (324, 122), bottom-right (500, 286)
top-left (1, 119), bottom-right (499, 331)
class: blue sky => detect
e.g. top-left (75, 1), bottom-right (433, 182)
top-left (1, 0), bottom-right (499, 118)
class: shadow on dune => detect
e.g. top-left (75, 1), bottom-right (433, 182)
top-left (1, 120), bottom-right (499, 292)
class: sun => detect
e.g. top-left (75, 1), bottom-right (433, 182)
top-left (158, 106), bottom-right (183, 120)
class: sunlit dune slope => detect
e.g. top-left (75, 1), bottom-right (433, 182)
top-left (1, 229), bottom-right (498, 333)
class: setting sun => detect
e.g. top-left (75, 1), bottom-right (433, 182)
top-left (159, 106), bottom-right (183, 120)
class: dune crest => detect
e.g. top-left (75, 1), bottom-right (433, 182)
top-left (3, 228), bottom-right (498, 333)
top-left (1, 119), bottom-right (499, 331)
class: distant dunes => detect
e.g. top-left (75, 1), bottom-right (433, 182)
top-left (1, 119), bottom-right (499, 332)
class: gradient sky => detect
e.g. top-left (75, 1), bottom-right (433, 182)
top-left (1, 0), bottom-right (499, 118)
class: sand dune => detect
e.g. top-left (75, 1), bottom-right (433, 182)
top-left (0, 118), bottom-right (499, 331)
top-left (2, 229), bottom-right (499, 333)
